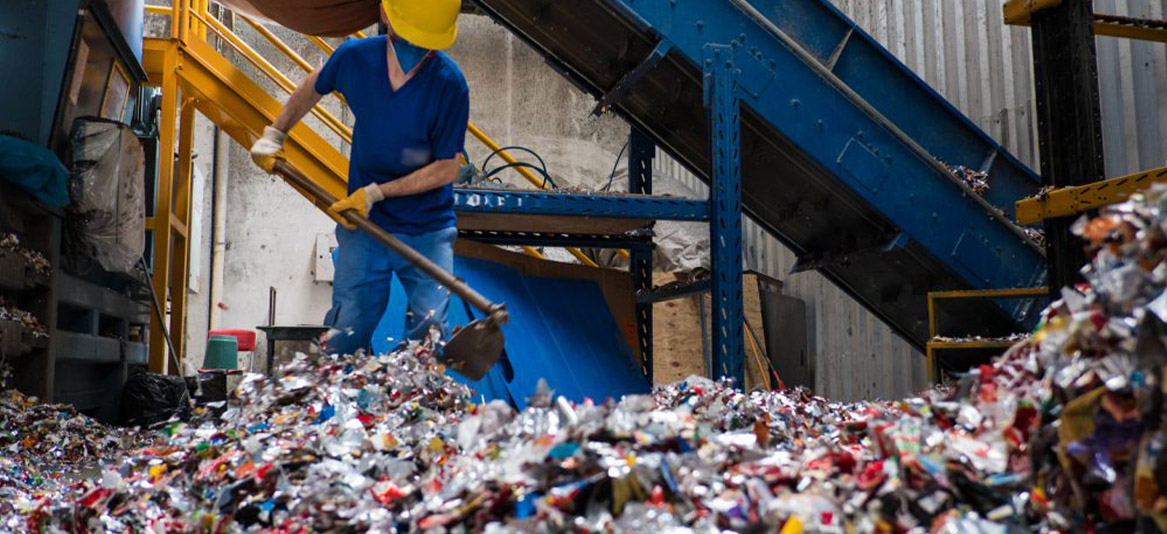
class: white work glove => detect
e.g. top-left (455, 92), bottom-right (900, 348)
top-left (250, 126), bottom-right (287, 174)
top-left (328, 183), bottom-right (385, 229)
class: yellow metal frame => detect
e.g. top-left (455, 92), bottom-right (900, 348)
top-left (1092, 18), bottom-right (1167, 43)
top-left (925, 287), bottom-right (1046, 383)
top-left (99, 60), bottom-right (131, 120)
top-left (1015, 165), bottom-right (1167, 225)
top-left (1004, 1), bottom-right (1167, 43)
top-left (1002, 0), bottom-right (1062, 25)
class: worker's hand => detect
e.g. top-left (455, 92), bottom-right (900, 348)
top-left (250, 126), bottom-right (287, 174)
top-left (327, 183), bottom-right (385, 230)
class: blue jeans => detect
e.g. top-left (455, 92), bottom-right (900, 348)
top-left (324, 225), bottom-right (457, 355)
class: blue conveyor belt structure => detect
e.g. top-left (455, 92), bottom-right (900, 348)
top-left (472, 0), bottom-right (1048, 347)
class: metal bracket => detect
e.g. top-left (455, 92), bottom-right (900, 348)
top-left (1006, 3), bottom-right (1167, 43)
top-left (593, 40), bottom-right (672, 116)
top-left (636, 278), bottom-right (712, 304)
top-left (459, 228), bottom-right (655, 250)
top-left (1003, 0), bottom-right (1063, 25)
top-left (1015, 165), bottom-right (1167, 225)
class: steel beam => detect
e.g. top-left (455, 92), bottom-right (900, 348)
top-left (148, 42), bottom-right (179, 375)
top-left (636, 279), bottom-right (711, 304)
top-left (706, 45), bottom-right (745, 385)
top-left (1005, 3), bottom-right (1167, 44)
top-left (167, 98), bottom-right (197, 375)
top-left (1093, 14), bottom-right (1167, 44)
top-left (1030, 0), bottom-right (1106, 295)
top-left (593, 41), bottom-right (672, 116)
top-left (459, 229), bottom-right (654, 250)
top-left (453, 189), bottom-right (709, 221)
top-left (627, 127), bottom-right (656, 382)
top-left (1016, 165), bottom-right (1167, 225)
top-left (630, 248), bottom-right (654, 382)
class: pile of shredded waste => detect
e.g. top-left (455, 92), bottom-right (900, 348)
top-left (0, 387), bottom-right (143, 533)
top-left (0, 232), bottom-right (52, 279)
top-left (8, 188), bottom-right (1167, 533)
top-left (0, 298), bottom-right (49, 339)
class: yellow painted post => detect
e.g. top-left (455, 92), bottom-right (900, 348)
top-left (150, 44), bottom-right (180, 374)
top-left (188, 0), bottom-right (199, 40)
top-left (178, 0), bottom-right (190, 44)
top-left (198, 0), bottom-right (209, 40)
top-left (927, 292), bottom-right (937, 339)
top-left (926, 346), bottom-right (934, 384)
top-left (170, 0), bottom-right (181, 40)
top-left (167, 98), bottom-right (198, 375)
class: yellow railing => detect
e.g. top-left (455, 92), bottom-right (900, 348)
top-left (145, 1), bottom-right (620, 266)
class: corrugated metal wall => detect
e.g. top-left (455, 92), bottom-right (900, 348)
top-left (658, 0), bottom-right (1167, 401)
top-left (830, 0), bottom-right (1167, 176)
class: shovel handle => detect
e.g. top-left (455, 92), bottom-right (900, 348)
top-left (273, 160), bottom-right (503, 318)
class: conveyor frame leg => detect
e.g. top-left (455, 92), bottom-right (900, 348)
top-left (1031, 0), bottom-right (1105, 294)
top-left (705, 45), bottom-right (745, 385)
top-left (629, 128), bottom-right (655, 382)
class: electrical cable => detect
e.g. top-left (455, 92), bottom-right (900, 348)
top-left (484, 161), bottom-right (558, 189)
top-left (482, 145), bottom-right (549, 177)
top-left (602, 140), bottom-right (630, 192)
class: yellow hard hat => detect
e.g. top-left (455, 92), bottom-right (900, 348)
top-left (381, 0), bottom-right (460, 50)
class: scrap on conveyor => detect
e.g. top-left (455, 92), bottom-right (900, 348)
top-left (6, 188), bottom-right (1167, 532)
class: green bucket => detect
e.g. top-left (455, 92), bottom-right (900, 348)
top-left (204, 335), bottom-right (239, 370)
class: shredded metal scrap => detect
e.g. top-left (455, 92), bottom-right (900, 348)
top-left (0, 233), bottom-right (52, 280)
top-left (942, 163), bottom-right (990, 195)
top-left (0, 298), bottom-right (48, 339)
top-left (8, 189), bottom-right (1167, 532)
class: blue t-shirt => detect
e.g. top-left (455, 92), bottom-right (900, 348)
top-left (315, 36), bottom-right (469, 235)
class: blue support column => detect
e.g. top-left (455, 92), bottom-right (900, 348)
top-left (704, 45), bottom-right (745, 384)
top-left (628, 128), bottom-right (655, 382)
top-left (630, 248), bottom-right (653, 382)
top-left (628, 128), bottom-right (655, 195)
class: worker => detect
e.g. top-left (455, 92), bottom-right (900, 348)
top-left (249, 0), bottom-right (469, 356)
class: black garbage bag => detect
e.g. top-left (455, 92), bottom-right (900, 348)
top-left (119, 369), bottom-right (191, 427)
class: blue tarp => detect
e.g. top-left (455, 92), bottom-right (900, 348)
top-left (0, 135), bottom-right (69, 207)
top-left (371, 256), bottom-right (649, 408)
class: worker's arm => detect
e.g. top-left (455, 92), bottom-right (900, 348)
top-left (271, 70), bottom-right (325, 133)
top-left (250, 71), bottom-right (325, 173)
top-left (327, 158), bottom-right (460, 229)
top-left (378, 158), bottom-right (461, 197)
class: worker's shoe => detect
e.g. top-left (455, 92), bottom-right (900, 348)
top-left (328, 183), bottom-right (385, 229)
top-left (250, 126), bottom-right (287, 174)
top-left (381, 0), bottom-right (460, 50)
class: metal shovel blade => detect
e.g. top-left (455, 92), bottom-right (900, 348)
top-left (441, 318), bottom-right (505, 380)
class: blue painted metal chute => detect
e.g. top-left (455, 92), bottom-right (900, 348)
top-left (372, 256), bottom-right (650, 408)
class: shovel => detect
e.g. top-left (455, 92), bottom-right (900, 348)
top-left (273, 160), bottom-right (509, 380)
